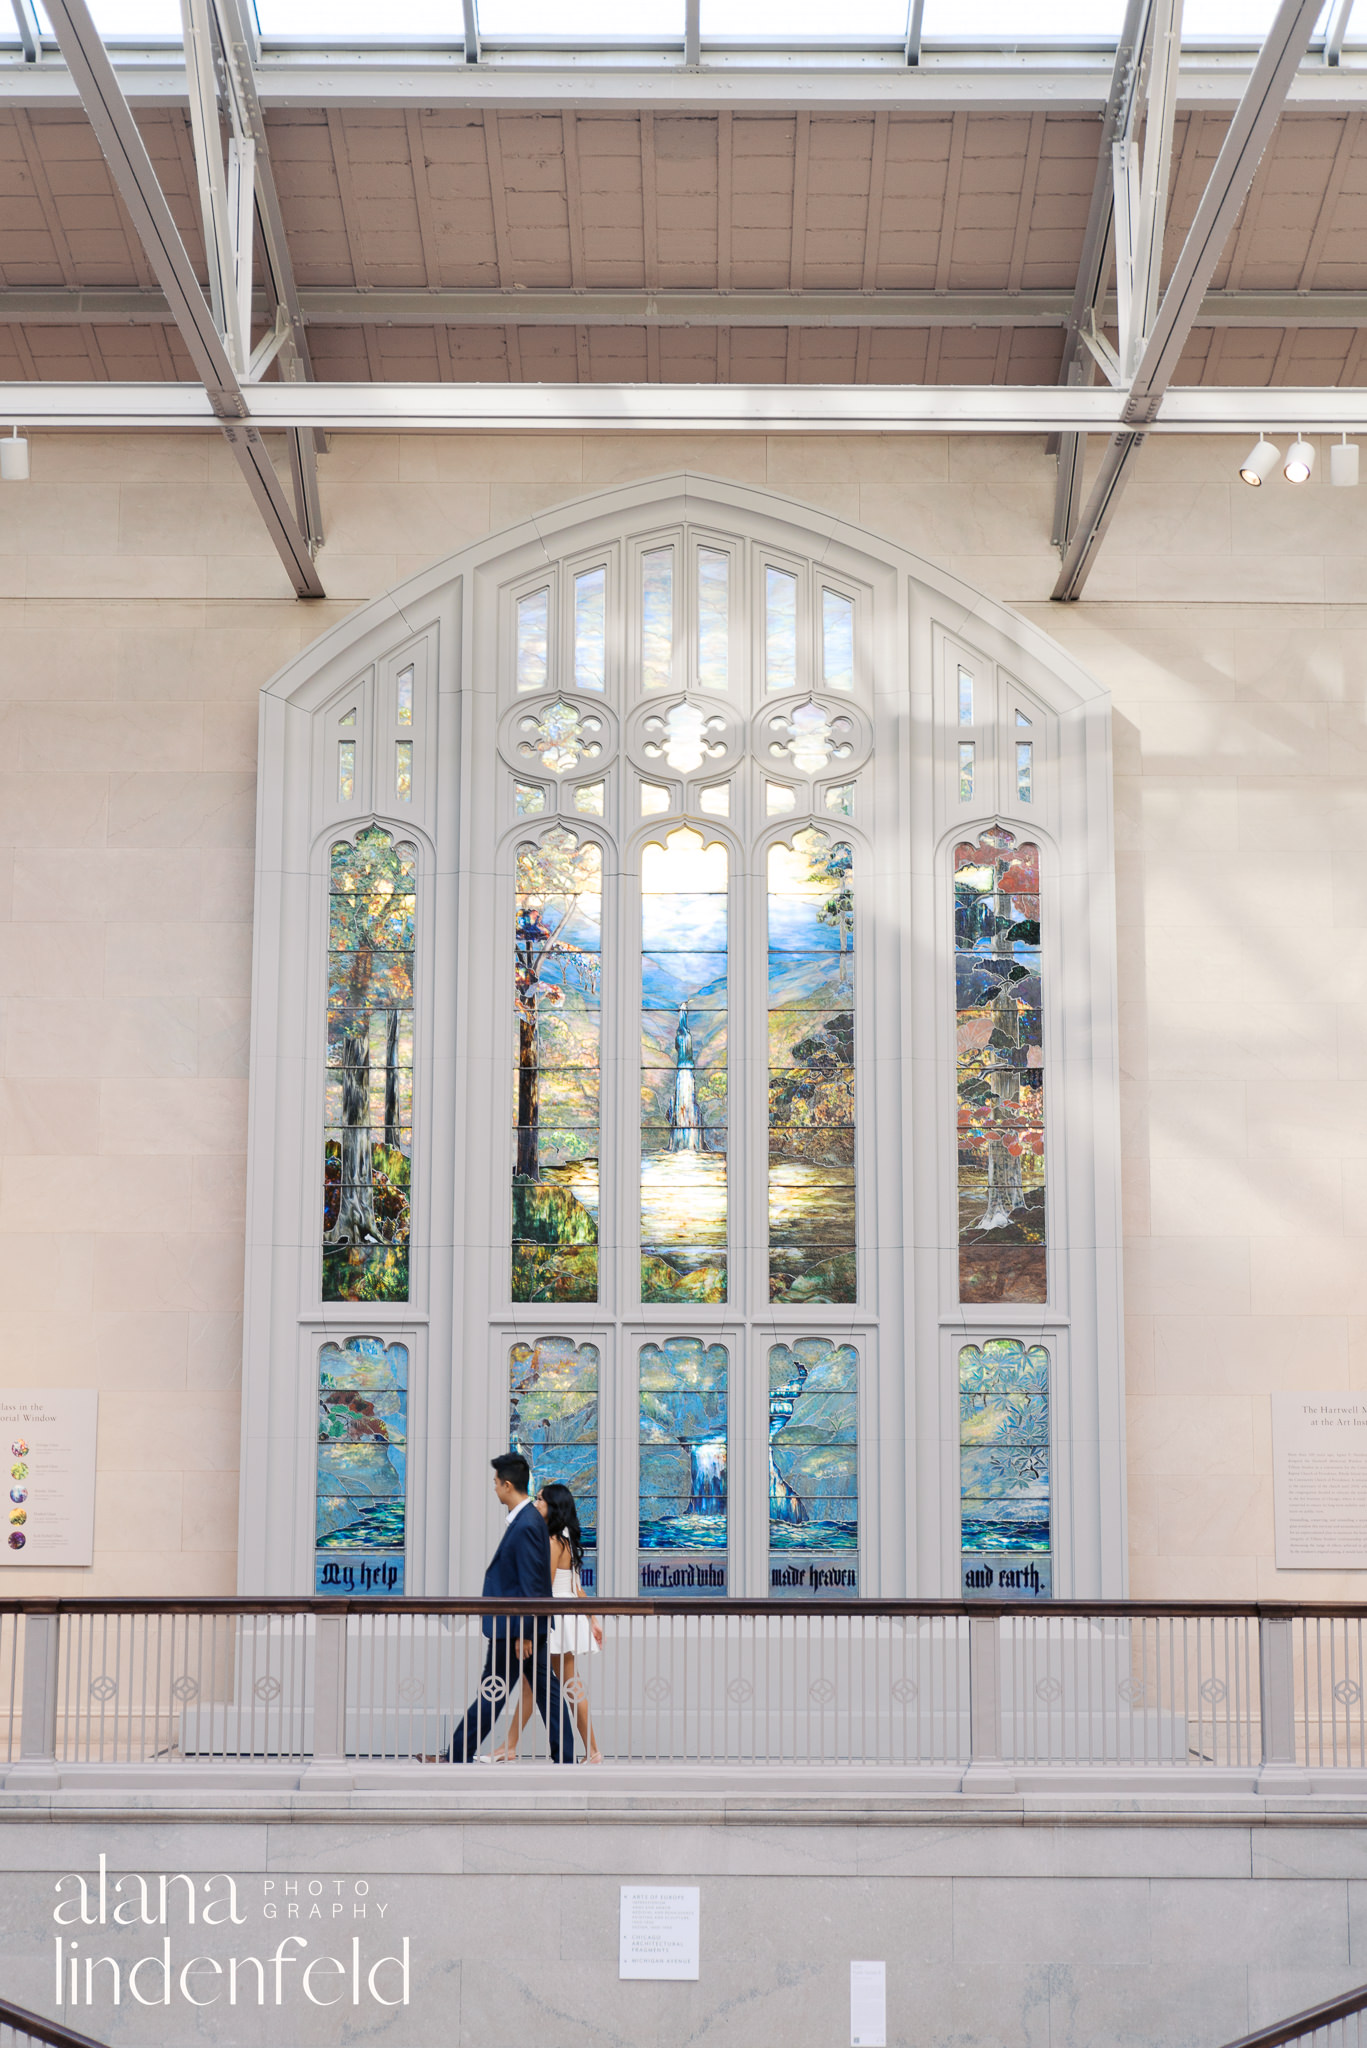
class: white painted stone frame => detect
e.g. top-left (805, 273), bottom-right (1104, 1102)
top-left (240, 474), bottom-right (1124, 1599)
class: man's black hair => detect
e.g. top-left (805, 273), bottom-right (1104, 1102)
top-left (491, 1451), bottom-right (530, 1494)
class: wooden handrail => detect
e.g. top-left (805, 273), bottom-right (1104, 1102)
top-left (0, 1997), bottom-right (110, 2048)
top-left (1216, 1983), bottom-right (1367, 2048)
top-left (1, 1596), bottom-right (1367, 1618)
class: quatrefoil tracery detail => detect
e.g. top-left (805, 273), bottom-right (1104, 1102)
top-left (517, 700), bottom-right (605, 775)
top-left (764, 700), bottom-right (856, 777)
top-left (641, 701), bottom-right (728, 776)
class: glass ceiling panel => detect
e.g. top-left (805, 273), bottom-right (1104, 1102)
top-left (480, 0), bottom-right (681, 27)
top-left (920, 0), bottom-right (1332, 33)
top-left (253, 0), bottom-right (454, 29)
top-left (29, 0), bottom-right (183, 33)
top-left (699, 0), bottom-right (905, 30)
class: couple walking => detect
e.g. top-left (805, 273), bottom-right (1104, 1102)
top-left (446, 1452), bottom-right (602, 1765)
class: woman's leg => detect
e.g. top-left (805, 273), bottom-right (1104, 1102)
top-left (492, 1675), bottom-right (534, 1760)
top-left (559, 1653), bottom-right (602, 1761)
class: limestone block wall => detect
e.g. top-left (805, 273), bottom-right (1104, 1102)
top-left (0, 425), bottom-right (1364, 1597)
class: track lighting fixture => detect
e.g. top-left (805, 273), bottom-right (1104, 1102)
top-left (0, 426), bottom-right (28, 482)
top-left (1238, 436), bottom-right (1280, 486)
top-left (1331, 435), bottom-right (1360, 488)
top-left (1283, 435), bottom-right (1315, 484)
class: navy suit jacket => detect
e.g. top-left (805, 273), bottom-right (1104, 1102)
top-left (480, 1502), bottom-right (553, 1639)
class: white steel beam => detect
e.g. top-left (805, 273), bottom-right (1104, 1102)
top-left (11, 283), bottom-right (1367, 328)
top-left (9, 0), bottom-right (40, 61)
top-left (5, 49), bottom-right (1367, 113)
top-left (1054, 0), bottom-right (1324, 600)
top-left (5, 379), bottom-right (1367, 432)
top-left (1325, 0), bottom-right (1356, 63)
top-left (180, 0), bottom-right (246, 369)
top-left (40, 0), bottom-right (324, 596)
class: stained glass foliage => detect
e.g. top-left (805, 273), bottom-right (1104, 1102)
top-left (698, 549), bottom-right (729, 689)
top-left (513, 830), bottom-right (602, 1302)
top-left (639, 1338), bottom-right (727, 1594)
top-left (510, 1336), bottom-right (599, 1590)
top-left (768, 831), bottom-right (855, 1303)
top-left (316, 1337), bottom-right (406, 1596)
top-left (640, 829), bottom-right (728, 1303)
top-left (396, 666), bottom-right (413, 725)
top-left (765, 567), bottom-right (798, 690)
top-left (338, 741), bottom-right (355, 803)
top-left (768, 1340), bottom-right (857, 1596)
top-left (323, 830), bottom-right (415, 1303)
top-left (516, 588), bottom-right (550, 693)
top-left (516, 784), bottom-right (546, 815)
top-left (960, 1339), bottom-right (1050, 1599)
top-left (642, 548), bottom-right (673, 689)
top-left (956, 830), bottom-right (1045, 1305)
top-left (822, 591), bottom-right (854, 691)
top-left (396, 741), bottom-right (412, 804)
top-left (574, 567), bottom-right (606, 692)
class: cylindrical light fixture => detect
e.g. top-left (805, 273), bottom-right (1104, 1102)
top-left (1239, 436), bottom-right (1280, 486)
top-left (1284, 435), bottom-right (1316, 484)
top-left (1331, 435), bottom-right (1359, 488)
top-left (0, 427), bottom-right (28, 482)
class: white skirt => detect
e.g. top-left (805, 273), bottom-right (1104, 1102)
top-left (547, 1568), bottom-right (599, 1658)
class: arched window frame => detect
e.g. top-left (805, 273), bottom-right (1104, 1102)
top-left (241, 477), bottom-right (1123, 1604)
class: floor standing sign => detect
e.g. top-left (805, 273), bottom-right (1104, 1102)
top-left (0, 1390), bottom-right (97, 1566)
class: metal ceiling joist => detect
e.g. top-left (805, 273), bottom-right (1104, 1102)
top-left (904, 0), bottom-right (924, 66)
top-left (1325, 0), bottom-right (1356, 63)
top-left (461, 0), bottom-right (479, 64)
top-left (12, 283), bottom-right (1367, 330)
top-left (1053, 0), bottom-right (1324, 601)
top-left (9, 0), bottom-right (40, 62)
top-left (5, 380), bottom-right (1367, 433)
top-left (40, 0), bottom-right (324, 596)
top-left (4, 48), bottom-right (1367, 113)
top-left (1052, 0), bottom-right (1158, 553)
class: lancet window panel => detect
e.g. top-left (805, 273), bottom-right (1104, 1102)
top-left (323, 828), bottom-right (417, 1305)
top-left (769, 1339), bottom-right (858, 1597)
top-left (639, 1338), bottom-right (729, 1596)
top-left (960, 1338), bottom-right (1051, 1601)
top-left (954, 827), bottom-right (1045, 1308)
top-left (509, 1336), bottom-right (600, 1591)
top-left (315, 1337), bottom-right (408, 1597)
top-left (512, 828), bottom-right (604, 1305)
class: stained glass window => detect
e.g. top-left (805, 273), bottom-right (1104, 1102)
top-left (768, 1340), bottom-right (857, 1596)
top-left (955, 829), bottom-right (1045, 1304)
top-left (639, 1338), bottom-right (728, 1594)
top-left (516, 587), bottom-right (550, 693)
top-left (958, 667), bottom-right (974, 724)
top-left (642, 548), bottom-right (673, 689)
top-left (825, 784), bottom-right (853, 817)
top-left (512, 829), bottom-right (602, 1303)
top-left (765, 567), bottom-right (798, 690)
top-left (960, 1338), bottom-right (1050, 1599)
top-left (640, 829), bottom-right (728, 1302)
top-left (698, 549), bottom-right (729, 690)
top-left (959, 741), bottom-right (975, 802)
top-left (323, 829), bottom-right (415, 1302)
top-left (337, 741), bottom-right (355, 803)
top-left (515, 784), bottom-right (546, 815)
top-left (767, 830), bottom-right (855, 1304)
top-left (766, 782), bottom-right (796, 816)
top-left (396, 666), bottom-right (413, 725)
top-left (574, 567), bottom-right (606, 692)
top-left (396, 741), bottom-right (413, 804)
top-left (699, 783), bottom-right (730, 817)
top-left (641, 784), bottom-right (670, 816)
top-left (315, 1337), bottom-right (407, 1596)
top-left (510, 1336), bottom-right (599, 1591)
top-left (1016, 743), bottom-right (1033, 803)
top-left (822, 590), bottom-right (854, 692)
top-left (574, 781), bottom-right (605, 816)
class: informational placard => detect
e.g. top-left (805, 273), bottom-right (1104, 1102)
top-left (0, 1390), bottom-right (97, 1566)
top-left (850, 1960), bottom-right (887, 2047)
top-left (618, 1886), bottom-right (700, 1981)
top-left (1273, 1393), bottom-right (1367, 1570)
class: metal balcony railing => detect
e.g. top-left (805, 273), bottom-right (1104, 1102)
top-left (2, 1599), bottom-right (1367, 1773)
top-left (1215, 1984), bottom-right (1367, 2048)
top-left (0, 1997), bottom-right (111, 2048)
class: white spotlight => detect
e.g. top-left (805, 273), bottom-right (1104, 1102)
top-left (1239, 436), bottom-right (1280, 486)
top-left (0, 427), bottom-right (28, 482)
top-left (1284, 435), bottom-right (1316, 484)
top-left (1331, 435), bottom-right (1359, 488)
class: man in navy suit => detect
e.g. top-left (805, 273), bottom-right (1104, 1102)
top-left (447, 1451), bottom-right (576, 1763)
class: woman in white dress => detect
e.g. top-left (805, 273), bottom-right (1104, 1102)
top-left (493, 1481), bottom-right (603, 1762)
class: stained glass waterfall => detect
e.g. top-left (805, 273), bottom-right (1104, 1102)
top-left (955, 828), bottom-right (1045, 1304)
top-left (767, 830), bottom-right (855, 1303)
top-left (768, 1340), bottom-right (858, 1595)
top-left (960, 1338), bottom-right (1051, 1598)
top-left (640, 828), bottom-right (728, 1302)
top-left (512, 829), bottom-right (602, 1303)
top-left (639, 1338), bottom-right (728, 1594)
top-left (316, 1337), bottom-right (407, 1596)
top-left (323, 829), bottom-right (415, 1303)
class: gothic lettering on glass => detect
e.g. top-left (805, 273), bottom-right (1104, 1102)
top-left (316, 1337), bottom-right (407, 1596)
top-left (767, 830), bottom-right (856, 1304)
top-left (960, 1338), bottom-right (1051, 1599)
top-left (955, 828), bottom-right (1045, 1304)
top-left (640, 829), bottom-right (728, 1302)
top-left (510, 1336), bottom-right (599, 1591)
top-left (768, 1340), bottom-right (858, 1596)
top-left (639, 1338), bottom-right (728, 1594)
top-left (512, 829), bottom-right (602, 1303)
top-left (323, 829), bottom-right (415, 1302)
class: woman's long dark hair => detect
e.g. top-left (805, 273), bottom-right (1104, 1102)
top-left (539, 1481), bottom-right (584, 1571)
